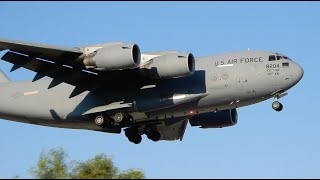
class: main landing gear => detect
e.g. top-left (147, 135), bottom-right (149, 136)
top-left (94, 114), bottom-right (111, 128)
top-left (94, 112), bottom-right (161, 144)
top-left (113, 111), bottom-right (133, 124)
top-left (124, 128), bottom-right (142, 144)
top-left (145, 126), bottom-right (161, 142)
top-left (94, 111), bottom-right (133, 128)
top-left (124, 126), bottom-right (161, 144)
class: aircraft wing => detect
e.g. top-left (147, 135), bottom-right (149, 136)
top-left (0, 39), bottom-right (84, 67)
top-left (0, 39), bottom-right (146, 98)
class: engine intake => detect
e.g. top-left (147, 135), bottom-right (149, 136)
top-left (84, 43), bottom-right (141, 70)
top-left (141, 52), bottom-right (195, 79)
top-left (189, 109), bottom-right (238, 128)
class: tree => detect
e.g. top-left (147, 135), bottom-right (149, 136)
top-left (70, 154), bottom-right (119, 179)
top-left (117, 169), bottom-right (145, 179)
top-left (27, 148), bottom-right (145, 179)
top-left (70, 155), bottom-right (145, 179)
top-left (30, 147), bottom-right (68, 179)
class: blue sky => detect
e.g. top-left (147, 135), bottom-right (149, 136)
top-left (0, 1), bottom-right (319, 178)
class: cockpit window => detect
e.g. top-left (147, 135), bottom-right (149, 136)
top-left (270, 54), bottom-right (292, 61)
top-left (283, 56), bottom-right (292, 60)
top-left (269, 55), bottom-right (276, 61)
top-left (282, 62), bottom-right (289, 68)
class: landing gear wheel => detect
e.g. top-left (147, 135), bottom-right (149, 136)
top-left (146, 131), bottom-right (161, 142)
top-left (130, 135), bottom-right (142, 144)
top-left (114, 112), bottom-right (125, 123)
top-left (125, 128), bottom-right (142, 144)
top-left (95, 115), bottom-right (106, 128)
top-left (272, 101), bottom-right (283, 112)
top-left (128, 115), bottom-right (134, 122)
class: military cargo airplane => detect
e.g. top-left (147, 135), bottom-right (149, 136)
top-left (0, 39), bottom-right (303, 144)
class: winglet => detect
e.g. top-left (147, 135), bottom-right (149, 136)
top-left (0, 69), bottom-right (10, 83)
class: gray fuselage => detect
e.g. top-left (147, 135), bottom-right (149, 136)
top-left (0, 50), bottom-right (303, 131)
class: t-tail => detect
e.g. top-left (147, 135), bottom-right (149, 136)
top-left (0, 70), bottom-right (10, 83)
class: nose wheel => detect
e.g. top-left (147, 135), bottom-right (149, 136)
top-left (272, 101), bottom-right (283, 112)
top-left (271, 91), bottom-right (287, 112)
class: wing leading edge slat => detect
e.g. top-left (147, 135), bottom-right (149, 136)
top-left (0, 39), bottom-right (83, 65)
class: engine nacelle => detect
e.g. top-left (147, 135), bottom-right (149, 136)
top-left (141, 52), bottom-right (195, 79)
top-left (189, 109), bottom-right (238, 128)
top-left (84, 44), bottom-right (141, 70)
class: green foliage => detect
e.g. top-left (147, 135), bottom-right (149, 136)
top-left (25, 148), bottom-right (145, 179)
top-left (70, 154), bottom-right (118, 179)
top-left (117, 169), bottom-right (145, 179)
top-left (30, 147), bottom-right (68, 179)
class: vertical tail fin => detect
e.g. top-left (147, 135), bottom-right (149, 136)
top-left (0, 70), bottom-right (10, 83)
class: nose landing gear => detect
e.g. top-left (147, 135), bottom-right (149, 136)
top-left (272, 101), bottom-right (283, 112)
top-left (271, 91), bottom-right (287, 112)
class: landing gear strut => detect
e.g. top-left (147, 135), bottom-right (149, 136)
top-left (125, 128), bottom-right (142, 144)
top-left (272, 92), bottom-right (287, 112)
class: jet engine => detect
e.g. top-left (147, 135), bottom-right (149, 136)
top-left (141, 52), bottom-right (195, 79)
top-left (189, 109), bottom-right (238, 128)
top-left (83, 44), bottom-right (141, 70)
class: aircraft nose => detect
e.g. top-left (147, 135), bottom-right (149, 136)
top-left (293, 62), bottom-right (304, 83)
